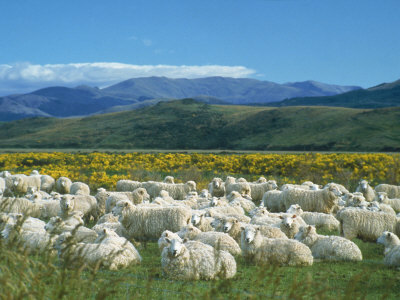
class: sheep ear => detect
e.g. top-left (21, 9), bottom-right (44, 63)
top-left (279, 216), bottom-right (284, 219)
top-left (256, 227), bottom-right (260, 231)
top-left (307, 225), bottom-right (312, 231)
top-left (183, 238), bottom-right (188, 243)
top-left (187, 218), bottom-right (191, 225)
top-left (165, 237), bottom-right (171, 244)
top-left (387, 232), bottom-right (392, 238)
top-left (292, 215), bottom-right (297, 219)
top-left (234, 219), bottom-right (238, 223)
top-left (165, 232), bottom-right (169, 237)
top-left (124, 202), bottom-right (129, 207)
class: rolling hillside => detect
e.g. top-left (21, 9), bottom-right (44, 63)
top-left (0, 99), bottom-right (399, 151)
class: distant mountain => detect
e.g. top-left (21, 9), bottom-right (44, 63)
top-left (267, 79), bottom-right (400, 108)
top-left (0, 76), bottom-right (361, 121)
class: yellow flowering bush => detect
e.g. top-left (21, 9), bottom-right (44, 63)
top-left (0, 152), bottom-right (399, 191)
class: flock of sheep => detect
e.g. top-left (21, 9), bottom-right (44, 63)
top-left (1, 169), bottom-right (400, 280)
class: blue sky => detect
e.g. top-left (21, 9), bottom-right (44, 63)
top-left (0, 0), bottom-right (399, 95)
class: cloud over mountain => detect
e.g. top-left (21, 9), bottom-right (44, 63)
top-left (0, 62), bottom-right (256, 95)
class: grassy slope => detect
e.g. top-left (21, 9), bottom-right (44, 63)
top-left (0, 99), bottom-right (399, 151)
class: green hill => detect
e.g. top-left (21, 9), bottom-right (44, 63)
top-left (0, 99), bottom-right (399, 151)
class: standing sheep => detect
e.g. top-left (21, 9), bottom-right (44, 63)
top-left (40, 175), bottom-right (55, 193)
top-left (208, 178), bottom-right (225, 197)
top-left (55, 177), bottom-right (72, 194)
top-left (262, 190), bottom-right (285, 212)
top-left (161, 238), bottom-right (237, 280)
top-left (9, 174), bottom-right (41, 196)
top-left (295, 225), bottom-right (362, 261)
top-left (375, 184), bottom-right (400, 199)
top-left (248, 180), bottom-right (278, 202)
top-left (116, 180), bottom-right (142, 192)
top-left (355, 180), bottom-right (376, 202)
top-left (376, 192), bottom-right (400, 213)
top-left (225, 176), bottom-right (252, 199)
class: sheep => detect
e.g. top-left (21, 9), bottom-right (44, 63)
top-left (336, 207), bottom-right (400, 241)
top-left (146, 180), bottom-right (197, 200)
top-left (355, 179), bottom-right (376, 202)
top-left (240, 225), bottom-right (313, 266)
top-left (55, 232), bottom-right (141, 270)
top-left (177, 224), bottom-right (241, 256)
top-left (40, 175), bottom-right (55, 193)
top-left (286, 204), bottom-right (340, 232)
top-left (0, 170), bottom-right (11, 178)
top-left (105, 188), bottom-right (150, 213)
top-left (96, 212), bottom-right (119, 224)
top-left (152, 190), bottom-right (198, 209)
top-left (113, 200), bottom-right (192, 241)
top-left (204, 202), bottom-right (245, 218)
top-left (324, 182), bottom-right (349, 195)
top-left (8, 174), bottom-right (41, 197)
top-left (44, 216), bottom-right (98, 243)
top-left (219, 217), bottom-right (286, 243)
top-left (0, 197), bottom-right (42, 218)
top-left (29, 191), bottom-right (61, 219)
top-left (375, 184), bottom-right (400, 199)
top-left (279, 215), bottom-right (302, 239)
top-left (60, 194), bottom-right (98, 222)
top-left (191, 213), bottom-right (214, 232)
top-left (369, 201), bottom-right (397, 215)
top-left (227, 191), bottom-right (256, 214)
top-left (377, 231), bottom-right (400, 267)
top-left (262, 190), bottom-right (285, 212)
top-left (225, 176), bottom-right (251, 199)
top-left (70, 182), bottom-right (90, 196)
top-left (280, 184), bottom-right (342, 213)
top-left (376, 192), bottom-right (400, 213)
top-left (92, 222), bottom-right (128, 239)
top-left (248, 179), bottom-right (278, 201)
top-left (55, 177), bottom-right (72, 194)
top-left (208, 177), bottom-right (225, 197)
top-left (116, 180), bottom-right (143, 192)
top-left (163, 176), bottom-right (175, 184)
top-left (295, 225), bottom-right (362, 261)
top-left (161, 238), bottom-right (237, 280)
top-left (158, 230), bottom-right (183, 252)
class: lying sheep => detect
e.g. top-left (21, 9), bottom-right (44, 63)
top-left (286, 204), bottom-right (340, 232)
top-left (225, 176), bottom-right (251, 199)
top-left (105, 188), bottom-right (150, 213)
top-left (191, 213), bottom-right (214, 232)
top-left (158, 230), bottom-right (183, 252)
top-left (113, 200), bottom-right (192, 241)
top-left (295, 225), bottom-right (362, 261)
top-left (70, 182), bottom-right (90, 196)
top-left (375, 184), bottom-right (400, 199)
top-left (336, 207), bottom-right (400, 241)
top-left (60, 194), bottom-right (98, 222)
top-left (355, 179), bottom-right (376, 202)
top-left (177, 224), bottom-right (241, 256)
top-left (29, 191), bottom-right (61, 219)
top-left (376, 192), bottom-right (400, 213)
top-left (9, 174), bottom-right (41, 197)
top-left (146, 181), bottom-right (197, 200)
top-left (205, 202), bottom-right (245, 217)
top-left (248, 179), bottom-right (278, 201)
top-left (377, 231), bottom-right (400, 267)
top-left (240, 225), bottom-right (313, 266)
top-left (227, 191), bottom-right (256, 214)
top-left (45, 216), bottom-right (98, 243)
top-left (55, 177), bottom-right (72, 194)
top-left (40, 175), bottom-right (55, 193)
top-left (161, 238), bottom-right (237, 280)
top-left (208, 177), bottom-right (225, 197)
top-left (279, 215), bottom-right (301, 239)
top-left (0, 197), bottom-right (42, 218)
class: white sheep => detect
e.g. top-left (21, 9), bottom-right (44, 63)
top-left (191, 213), bottom-right (214, 232)
top-left (0, 197), bottom-right (42, 218)
top-left (262, 190), bottom-right (285, 212)
top-left (177, 224), bottom-right (241, 256)
top-left (375, 184), bottom-right (400, 199)
top-left (376, 192), bottom-right (400, 213)
top-left (248, 179), bottom-right (278, 201)
top-left (240, 225), bottom-right (313, 266)
top-left (116, 179), bottom-right (143, 192)
top-left (70, 182), bottom-right (90, 196)
top-left (227, 191), bottom-right (256, 214)
top-left (279, 215), bottom-right (302, 239)
top-left (355, 179), bottom-right (376, 202)
top-left (45, 216), bottom-right (98, 243)
top-left (55, 177), bottom-right (72, 194)
top-left (9, 174), bottom-right (41, 196)
top-left (208, 177), bottom-right (225, 197)
top-left (377, 231), bottom-right (400, 267)
top-left (161, 238), bottom-right (237, 280)
top-left (286, 204), bottom-right (340, 232)
top-left (40, 175), bottom-right (55, 193)
top-left (60, 194), bottom-right (98, 222)
top-left (158, 230), bottom-right (183, 252)
top-left (295, 225), bottom-right (362, 261)
top-left (336, 207), bottom-right (400, 241)
top-left (113, 200), bottom-right (192, 241)
top-left (29, 191), bottom-right (61, 219)
top-left (225, 176), bottom-right (251, 199)
top-left (324, 182), bottom-right (349, 195)
top-left (105, 188), bottom-right (150, 213)
top-left (205, 202), bottom-right (245, 217)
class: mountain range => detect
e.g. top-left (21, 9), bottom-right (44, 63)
top-left (0, 76), bottom-right (361, 121)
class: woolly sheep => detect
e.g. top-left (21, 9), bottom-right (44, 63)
top-left (161, 238), bottom-right (237, 280)
top-left (205, 202), bottom-right (245, 217)
top-left (45, 216), bottom-right (98, 243)
top-left (177, 224), bottom-right (241, 256)
top-left (240, 225), bottom-right (313, 266)
top-left (113, 200), bottom-right (192, 241)
top-left (248, 180), bottom-right (278, 201)
top-left (324, 182), bottom-right (349, 195)
top-left (286, 204), bottom-right (340, 232)
top-left (152, 190), bottom-right (198, 209)
top-left (208, 177), bottom-right (225, 197)
top-left (158, 230), bottom-right (183, 252)
top-left (262, 190), bottom-right (284, 212)
top-left (375, 184), bottom-right (400, 199)
top-left (377, 231), bottom-right (400, 267)
top-left (60, 194), bottom-right (98, 222)
top-left (55, 177), bottom-right (72, 194)
top-left (146, 181), bottom-right (197, 200)
top-left (227, 191), bottom-right (256, 213)
top-left (0, 197), bottom-right (42, 218)
top-left (295, 225), bottom-right (362, 261)
top-left (336, 207), bottom-right (400, 241)
top-left (163, 176), bottom-right (175, 184)
top-left (376, 192), bottom-right (400, 213)
top-left (225, 176), bottom-right (251, 199)
top-left (9, 174), bottom-right (41, 197)
top-left (116, 180), bottom-right (142, 192)
top-left (70, 182), bottom-right (90, 196)
top-left (29, 191), bottom-right (61, 219)
top-left (355, 179), bottom-right (376, 202)
top-left (105, 188), bottom-right (150, 213)
top-left (40, 175), bottom-right (55, 193)
top-left (279, 215), bottom-right (301, 239)
top-left (191, 213), bottom-right (214, 232)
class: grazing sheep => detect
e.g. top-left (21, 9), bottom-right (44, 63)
top-left (376, 192), bottom-right (400, 213)
top-left (225, 176), bottom-right (251, 199)
top-left (336, 207), bottom-right (400, 241)
top-left (60, 194), bottom-right (98, 222)
top-left (240, 225), bottom-right (313, 266)
top-left (161, 238), bottom-right (237, 280)
top-left (377, 231), bottom-right (400, 267)
top-left (177, 224), bottom-right (241, 256)
top-left (375, 184), bottom-right (400, 199)
top-left (70, 182), bottom-right (90, 196)
top-left (248, 180), bottom-right (278, 201)
top-left (262, 190), bottom-right (285, 212)
top-left (191, 213), bottom-right (214, 232)
top-left (40, 175), bottom-right (55, 193)
top-left (295, 225), bottom-right (362, 261)
top-left (113, 200), bottom-right (192, 241)
top-left (286, 204), bottom-right (340, 232)
top-left (208, 177), bottom-right (225, 197)
top-left (55, 177), bottom-right (72, 194)
top-left (116, 180), bottom-right (143, 192)
top-left (158, 230), bottom-right (183, 252)
top-left (355, 180), bottom-right (376, 203)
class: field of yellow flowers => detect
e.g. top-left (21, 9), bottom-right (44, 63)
top-left (0, 152), bottom-right (399, 192)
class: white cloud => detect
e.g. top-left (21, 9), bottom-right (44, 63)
top-left (0, 62), bottom-right (256, 95)
top-left (142, 39), bottom-right (153, 47)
